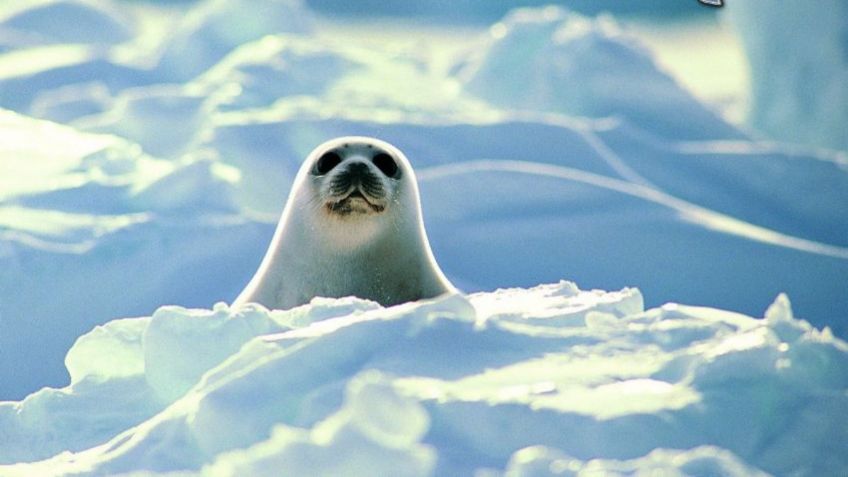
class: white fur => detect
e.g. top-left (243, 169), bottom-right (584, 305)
top-left (234, 136), bottom-right (455, 309)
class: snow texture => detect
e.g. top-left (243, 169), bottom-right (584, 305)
top-left (1, 283), bottom-right (847, 476)
top-left (0, 0), bottom-right (846, 474)
top-left (304, 0), bottom-right (712, 22)
top-left (0, 0), bottom-right (845, 401)
top-left (461, 7), bottom-right (743, 141)
top-left (725, 1), bottom-right (848, 152)
top-left (0, 0), bottom-right (133, 48)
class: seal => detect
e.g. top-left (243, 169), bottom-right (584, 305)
top-left (234, 136), bottom-right (455, 309)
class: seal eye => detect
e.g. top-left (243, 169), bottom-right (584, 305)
top-left (372, 153), bottom-right (398, 177)
top-left (315, 152), bottom-right (342, 175)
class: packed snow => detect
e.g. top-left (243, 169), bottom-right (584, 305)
top-left (460, 7), bottom-right (743, 141)
top-left (1, 0), bottom-right (847, 474)
top-left (2, 282), bottom-right (847, 476)
top-left (725, 0), bottom-right (848, 152)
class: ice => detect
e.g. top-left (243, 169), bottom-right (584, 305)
top-left (2, 283), bottom-right (847, 476)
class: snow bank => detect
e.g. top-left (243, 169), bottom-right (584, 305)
top-left (504, 446), bottom-right (768, 477)
top-left (0, 51), bottom-right (151, 114)
top-left (1, 0), bottom-right (846, 408)
top-left (1, 283), bottom-right (846, 476)
top-left (304, 0), bottom-right (710, 22)
top-left (725, 1), bottom-right (848, 152)
top-left (78, 85), bottom-right (212, 158)
top-left (196, 34), bottom-right (356, 112)
top-left (0, 110), bottom-right (268, 398)
top-left (461, 7), bottom-right (742, 140)
top-left (153, 0), bottom-right (314, 82)
top-left (0, 0), bottom-right (133, 48)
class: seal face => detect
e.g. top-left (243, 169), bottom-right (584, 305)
top-left (234, 136), bottom-right (455, 310)
top-left (315, 144), bottom-right (394, 217)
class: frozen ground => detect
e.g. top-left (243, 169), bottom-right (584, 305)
top-left (0, 0), bottom-right (847, 474)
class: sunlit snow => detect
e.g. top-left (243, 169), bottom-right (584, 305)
top-left (0, 0), bottom-right (847, 475)
top-left (2, 283), bottom-right (846, 476)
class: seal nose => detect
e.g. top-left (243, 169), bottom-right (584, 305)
top-left (344, 161), bottom-right (371, 183)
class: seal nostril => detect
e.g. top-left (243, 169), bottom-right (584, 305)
top-left (343, 162), bottom-right (371, 183)
top-left (347, 162), bottom-right (369, 173)
top-left (372, 153), bottom-right (398, 177)
top-left (315, 152), bottom-right (342, 175)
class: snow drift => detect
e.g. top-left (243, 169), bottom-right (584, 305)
top-left (725, 0), bottom-right (848, 152)
top-left (1, 282), bottom-right (846, 476)
top-left (461, 6), bottom-right (743, 141)
top-left (1, 1), bottom-right (847, 403)
top-left (0, 6), bottom-right (846, 476)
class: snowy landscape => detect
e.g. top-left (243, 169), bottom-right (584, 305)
top-left (1, 0), bottom-right (847, 475)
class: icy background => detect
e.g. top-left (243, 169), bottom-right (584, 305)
top-left (0, 0), bottom-right (846, 475)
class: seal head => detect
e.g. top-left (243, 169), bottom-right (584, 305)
top-left (234, 136), bottom-right (455, 309)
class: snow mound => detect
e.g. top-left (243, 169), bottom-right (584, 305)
top-left (1, 282), bottom-right (846, 476)
top-left (305, 0), bottom-right (708, 22)
top-left (2, 0), bottom-right (847, 407)
top-left (197, 34), bottom-right (356, 111)
top-left (726, 0), bottom-right (848, 152)
top-left (29, 81), bottom-right (114, 123)
top-left (0, 51), bottom-right (151, 114)
top-left (505, 445), bottom-right (768, 477)
top-left (461, 6), bottom-right (742, 140)
top-left (0, 110), bottom-right (266, 398)
top-left (0, 0), bottom-right (132, 47)
top-left (207, 370), bottom-right (435, 477)
top-left (153, 0), bottom-right (314, 82)
top-left (78, 85), bottom-right (212, 158)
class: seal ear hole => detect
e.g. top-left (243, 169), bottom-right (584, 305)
top-left (315, 152), bottom-right (342, 175)
top-left (372, 153), bottom-right (398, 177)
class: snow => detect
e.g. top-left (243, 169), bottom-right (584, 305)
top-left (0, 0), bottom-right (846, 474)
top-left (304, 0), bottom-right (713, 22)
top-left (2, 283), bottom-right (847, 476)
top-left (460, 7), bottom-right (743, 141)
top-left (725, 1), bottom-right (848, 152)
top-left (0, 0), bottom-right (133, 48)
top-left (152, 0), bottom-right (314, 82)
top-left (504, 445), bottom-right (768, 477)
